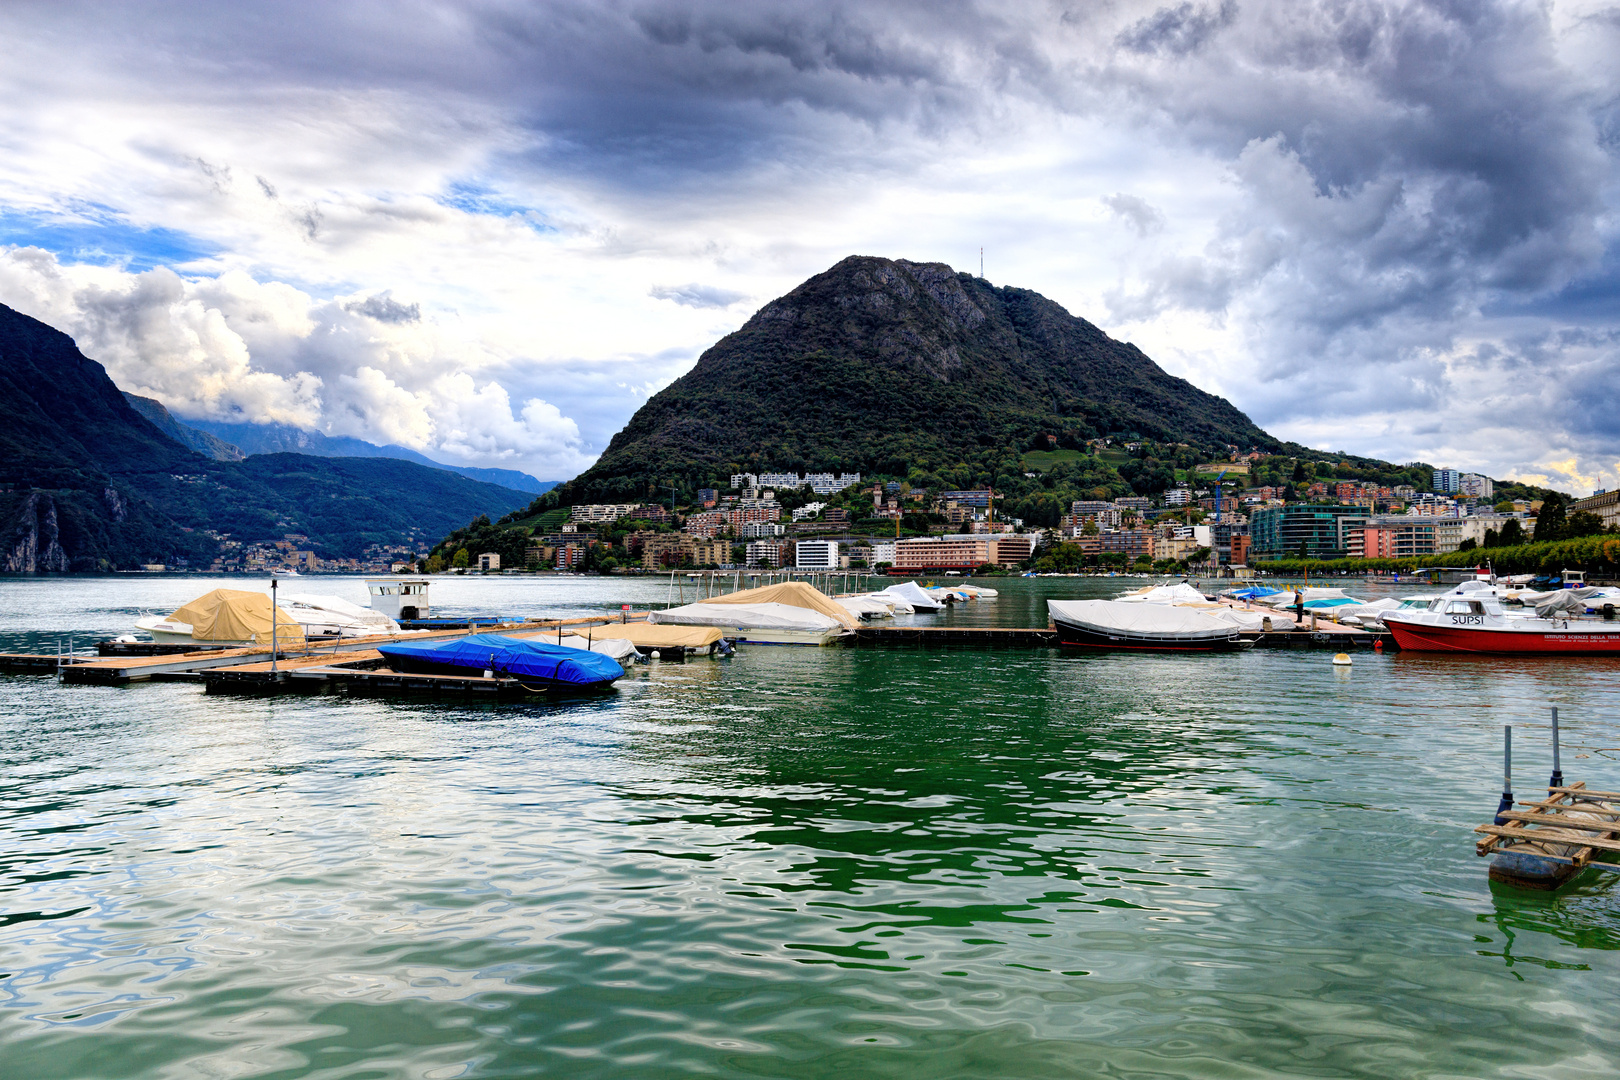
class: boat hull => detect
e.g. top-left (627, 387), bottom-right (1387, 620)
top-left (1385, 619), bottom-right (1620, 654)
top-left (1052, 618), bottom-right (1251, 653)
top-left (726, 627), bottom-right (847, 647)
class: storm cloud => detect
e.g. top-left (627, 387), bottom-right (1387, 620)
top-left (0, 1), bottom-right (1615, 489)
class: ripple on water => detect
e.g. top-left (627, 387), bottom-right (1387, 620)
top-left (1, 576), bottom-right (1619, 1077)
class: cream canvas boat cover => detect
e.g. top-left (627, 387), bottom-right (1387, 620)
top-left (880, 581), bottom-right (944, 611)
top-left (650, 602), bottom-right (843, 633)
top-left (170, 589), bottom-right (306, 644)
top-left (699, 581), bottom-right (858, 628)
top-left (584, 623), bottom-right (726, 649)
top-left (1049, 599), bottom-right (1237, 639)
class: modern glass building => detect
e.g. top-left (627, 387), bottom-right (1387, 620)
top-left (1249, 505), bottom-right (1368, 560)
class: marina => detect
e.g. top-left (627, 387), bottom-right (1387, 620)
top-left (3, 572), bottom-right (1619, 1080)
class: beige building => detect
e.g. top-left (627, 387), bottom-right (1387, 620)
top-left (691, 538), bottom-right (730, 566)
top-left (640, 533), bottom-right (696, 569)
top-left (1571, 490), bottom-right (1620, 531)
top-left (894, 534), bottom-right (1032, 571)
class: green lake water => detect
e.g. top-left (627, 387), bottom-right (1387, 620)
top-left (2, 574), bottom-right (1618, 1078)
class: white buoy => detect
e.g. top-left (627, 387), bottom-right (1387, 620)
top-left (1332, 652), bottom-right (1352, 666)
top-left (650, 650), bottom-right (661, 659)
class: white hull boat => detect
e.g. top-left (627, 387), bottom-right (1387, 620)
top-left (649, 601), bottom-right (849, 646)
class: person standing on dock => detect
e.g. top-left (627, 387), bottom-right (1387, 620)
top-left (1293, 589), bottom-right (1305, 625)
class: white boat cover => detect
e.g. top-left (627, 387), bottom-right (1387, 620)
top-left (1201, 607), bottom-right (1269, 631)
top-left (853, 591), bottom-right (911, 613)
top-left (1119, 583), bottom-right (1207, 604)
top-left (1048, 600), bottom-right (1239, 639)
top-left (650, 601), bottom-right (844, 633)
top-left (880, 581), bottom-right (943, 611)
top-left (1536, 591), bottom-right (1589, 616)
top-left (556, 633), bottom-right (639, 663)
top-left (837, 596), bottom-right (895, 619)
top-left (279, 592), bottom-right (401, 633)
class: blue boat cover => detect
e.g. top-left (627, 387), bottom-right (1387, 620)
top-left (378, 633), bottom-right (624, 686)
top-left (1228, 587), bottom-right (1281, 599)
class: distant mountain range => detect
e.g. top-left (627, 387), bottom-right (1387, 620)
top-left (120, 395), bottom-right (557, 495)
top-left (0, 301), bottom-right (540, 571)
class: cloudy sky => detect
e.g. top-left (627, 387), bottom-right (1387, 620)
top-left (2, 1), bottom-right (1617, 491)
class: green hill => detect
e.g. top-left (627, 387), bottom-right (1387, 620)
top-left (0, 302), bottom-right (533, 570)
top-left (549, 255), bottom-right (1274, 505)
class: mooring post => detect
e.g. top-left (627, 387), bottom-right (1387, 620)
top-left (270, 576), bottom-right (278, 677)
top-left (1495, 724), bottom-right (1513, 825)
top-left (1549, 706), bottom-right (1564, 790)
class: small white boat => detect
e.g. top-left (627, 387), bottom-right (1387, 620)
top-left (649, 601), bottom-right (848, 646)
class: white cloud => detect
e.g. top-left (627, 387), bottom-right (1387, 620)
top-left (0, 1), bottom-right (1616, 490)
top-left (0, 246), bottom-right (594, 478)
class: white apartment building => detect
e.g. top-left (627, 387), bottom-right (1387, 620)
top-left (1460, 474), bottom-right (1495, 500)
top-left (738, 521), bottom-right (786, 538)
top-left (869, 541), bottom-right (896, 566)
top-left (795, 540), bottom-right (839, 569)
top-left (570, 504), bottom-right (639, 523)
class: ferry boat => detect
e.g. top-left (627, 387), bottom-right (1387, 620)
top-left (1383, 594), bottom-right (1620, 654)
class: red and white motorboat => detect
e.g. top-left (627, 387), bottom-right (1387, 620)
top-left (1383, 595), bottom-right (1620, 655)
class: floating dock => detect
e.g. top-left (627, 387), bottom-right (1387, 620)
top-left (1475, 783), bottom-right (1620, 889)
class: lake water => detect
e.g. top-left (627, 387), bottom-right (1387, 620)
top-left (3, 574), bottom-right (1618, 1078)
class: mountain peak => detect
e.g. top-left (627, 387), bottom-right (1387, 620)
top-left (549, 255), bottom-right (1272, 504)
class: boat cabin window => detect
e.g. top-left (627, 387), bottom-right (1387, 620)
top-left (1445, 601), bottom-right (1485, 615)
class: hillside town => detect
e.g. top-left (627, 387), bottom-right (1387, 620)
top-left (427, 445), bottom-right (1606, 577)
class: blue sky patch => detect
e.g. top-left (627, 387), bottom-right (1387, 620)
top-left (0, 204), bottom-right (218, 271)
top-left (435, 181), bottom-right (553, 231)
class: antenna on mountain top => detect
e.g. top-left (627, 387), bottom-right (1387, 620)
top-left (979, 247), bottom-right (984, 279)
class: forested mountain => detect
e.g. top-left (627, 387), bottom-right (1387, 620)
top-left (0, 302), bottom-right (533, 570)
top-left (122, 393), bottom-right (246, 461)
top-left (545, 255), bottom-right (1275, 507)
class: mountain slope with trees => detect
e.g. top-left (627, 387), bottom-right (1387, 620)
top-left (545, 256), bottom-right (1275, 506)
top-left (0, 302), bottom-right (534, 570)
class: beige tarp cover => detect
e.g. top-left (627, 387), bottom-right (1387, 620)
top-left (170, 589), bottom-right (306, 644)
top-left (699, 581), bottom-right (858, 628)
top-left (585, 623), bottom-right (725, 648)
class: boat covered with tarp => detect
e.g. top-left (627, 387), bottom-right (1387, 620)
top-left (279, 592), bottom-right (401, 636)
top-left (1116, 582), bottom-right (1209, 604)
top-left (879, 581), bottom-right (944, 611)
top-left (376, 633), bottom-right (627, 689)
top-left (1224, 586), bottom-right (1282, 600)
top-left (135, 589), bottom-right (307, 646)
top-left (1049, 599), bottom-right (1252, 652)
top-left (580, 622), bottom-right (730, 657)
top-left (836, 596), bottom-right (898, 620)
top-left (649, 601), bottom-right (847, 646)
top-left (699, 581), bottom-right (858, 628)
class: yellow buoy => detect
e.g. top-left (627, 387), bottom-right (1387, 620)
top-left (1332, 652), bottom-right (1352, 666)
